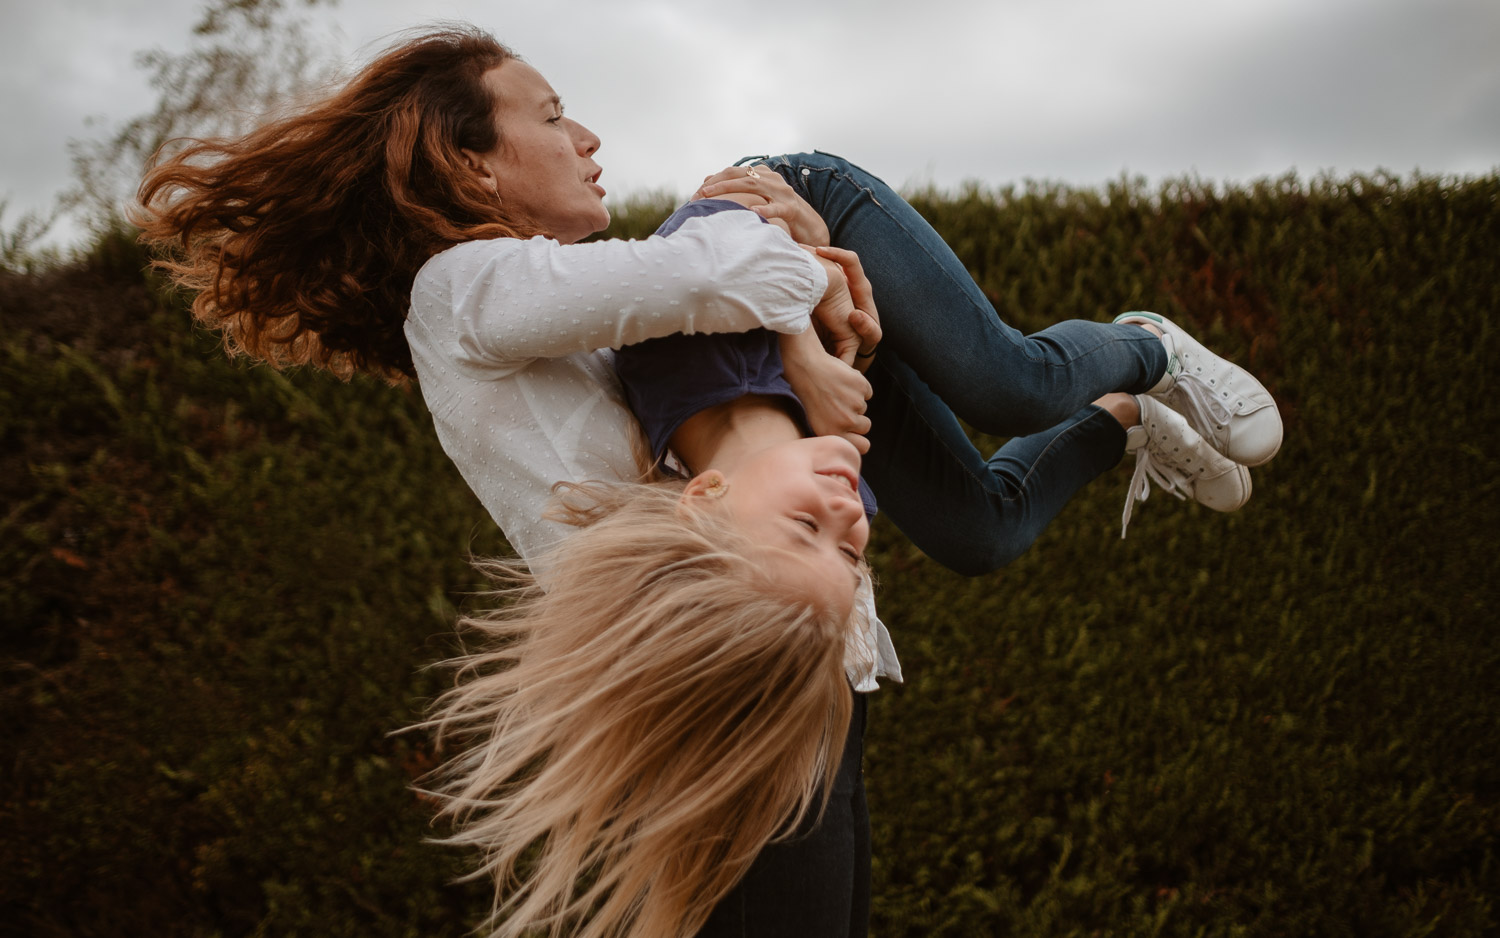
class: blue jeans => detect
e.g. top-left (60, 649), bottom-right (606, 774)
top-left (747, 152), bottom-right (1169, 574)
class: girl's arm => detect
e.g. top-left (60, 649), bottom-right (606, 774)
top-left (777, 329), bottom-right (874, 454)
top-left (414, 210), bottom-right (827, 365)
top-left (777, 252), bottom-right (883, 453)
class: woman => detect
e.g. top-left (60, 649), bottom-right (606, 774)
top-left (137, 31), bottom-right (883, 935)
top-left (134, 24), bottom-right (1281, 938)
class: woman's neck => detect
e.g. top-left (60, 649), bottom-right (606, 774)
top-left (670, 396), bottom-right (804, 474)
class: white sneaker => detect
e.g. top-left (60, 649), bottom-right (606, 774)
top-left (1121, 395), bottom-right (1251, 537)
top-left (1115, 311), bottom-right (1283, 466)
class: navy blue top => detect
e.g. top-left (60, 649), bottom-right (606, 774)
top-left (614, 199), bottom-right (877, 520)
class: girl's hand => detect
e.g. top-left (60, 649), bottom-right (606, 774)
top-left (695, 164), bottom-right (831, 247)
top-left (810, 246), bottom-right (882, 372)
top-left (778, 330), bottom-right (873, 453)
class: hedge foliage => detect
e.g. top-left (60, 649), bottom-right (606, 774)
top-left (2, 171), bottom-right (1496, 937)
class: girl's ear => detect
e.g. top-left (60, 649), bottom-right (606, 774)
top-left (680, 470), bottom-right (729, 503)
top-left (459, 148), bottom-right (499, 193)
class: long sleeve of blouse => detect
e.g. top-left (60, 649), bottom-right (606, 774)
top-left (405, 208), bottom-right (826, 568)
top-left (413, 208), bottom-right (825, 373)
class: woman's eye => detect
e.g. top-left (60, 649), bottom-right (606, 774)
top-left (797, 516), bottom-right (818, 532)
top-left (841, 546), bottom-right (860, 563)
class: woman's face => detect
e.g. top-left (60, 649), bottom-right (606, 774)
top-left (715, 436), bottom-right (871, 623)
top-left (467, 60), bottom-right (610, 244)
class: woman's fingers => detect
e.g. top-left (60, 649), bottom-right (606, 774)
top-left (695, 164), bottom-right (774, 199)
top-left (696, 164), bottom-right (755, 190)
top-left (696, 163), bottom-right (831, 245)
top-left (753, 201), bottom-right (796, 224)
top-left (849, 311), bottom-right (883, 371)
top-left (753, 203), bottom-right (794, 236)
top-left (814, 246), bottom-right (871, 304)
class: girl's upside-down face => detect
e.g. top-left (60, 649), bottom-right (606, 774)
top-left (689, 435), bottom-right (870, 623)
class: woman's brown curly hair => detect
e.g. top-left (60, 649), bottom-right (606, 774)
top-left (136, 26), bottom-right (535, 382)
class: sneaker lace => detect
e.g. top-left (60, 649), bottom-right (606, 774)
top-left (1172, 369), bottom-right (1235, 429)
top-left (1120, 442), bottom-right (1192, 538)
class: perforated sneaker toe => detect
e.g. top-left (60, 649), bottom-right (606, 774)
top-left (1116, 311), bottom-right (1283, 466)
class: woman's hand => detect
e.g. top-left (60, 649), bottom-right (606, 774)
top-left (694, 164), bottom-right (831, 247)
top-left (779, 329), bottom-right (873, 454)
top-left (810, 246), bottom-right (882, 372)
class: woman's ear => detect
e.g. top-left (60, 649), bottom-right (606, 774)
top-left (680, 470), bottom-right (729, 504)
top-left (459, 148), bottom-right (499, 194)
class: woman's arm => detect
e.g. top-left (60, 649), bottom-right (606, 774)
top-left (677, 192), bottom-right (879, 369)
top-left (415, 209), bottom-right (827, 365)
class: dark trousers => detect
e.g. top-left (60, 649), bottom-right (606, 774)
top-left (695, 692), bottom-right (870, 938)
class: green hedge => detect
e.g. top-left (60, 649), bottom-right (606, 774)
top-left (2, 171), bottom-right (1495, 936)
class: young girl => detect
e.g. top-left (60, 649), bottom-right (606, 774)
top-left (420, 195), bottom-right (1276, 938)
top-left (618, 197), bottom-right (1264, 577)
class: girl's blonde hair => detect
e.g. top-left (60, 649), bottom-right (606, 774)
top-left (421, 480), bottom-right (862, 938)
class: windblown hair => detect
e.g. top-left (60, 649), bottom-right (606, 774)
top-left (135, 26), bottom-right (530, 382)
top-left (420, 480), bottom-right (864, 938)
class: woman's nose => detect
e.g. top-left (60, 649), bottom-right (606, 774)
top-left (569, 118), bottom-right (600, 157)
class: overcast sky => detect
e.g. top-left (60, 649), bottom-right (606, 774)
top-left (3, 0), bottom-right (1497, 249)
